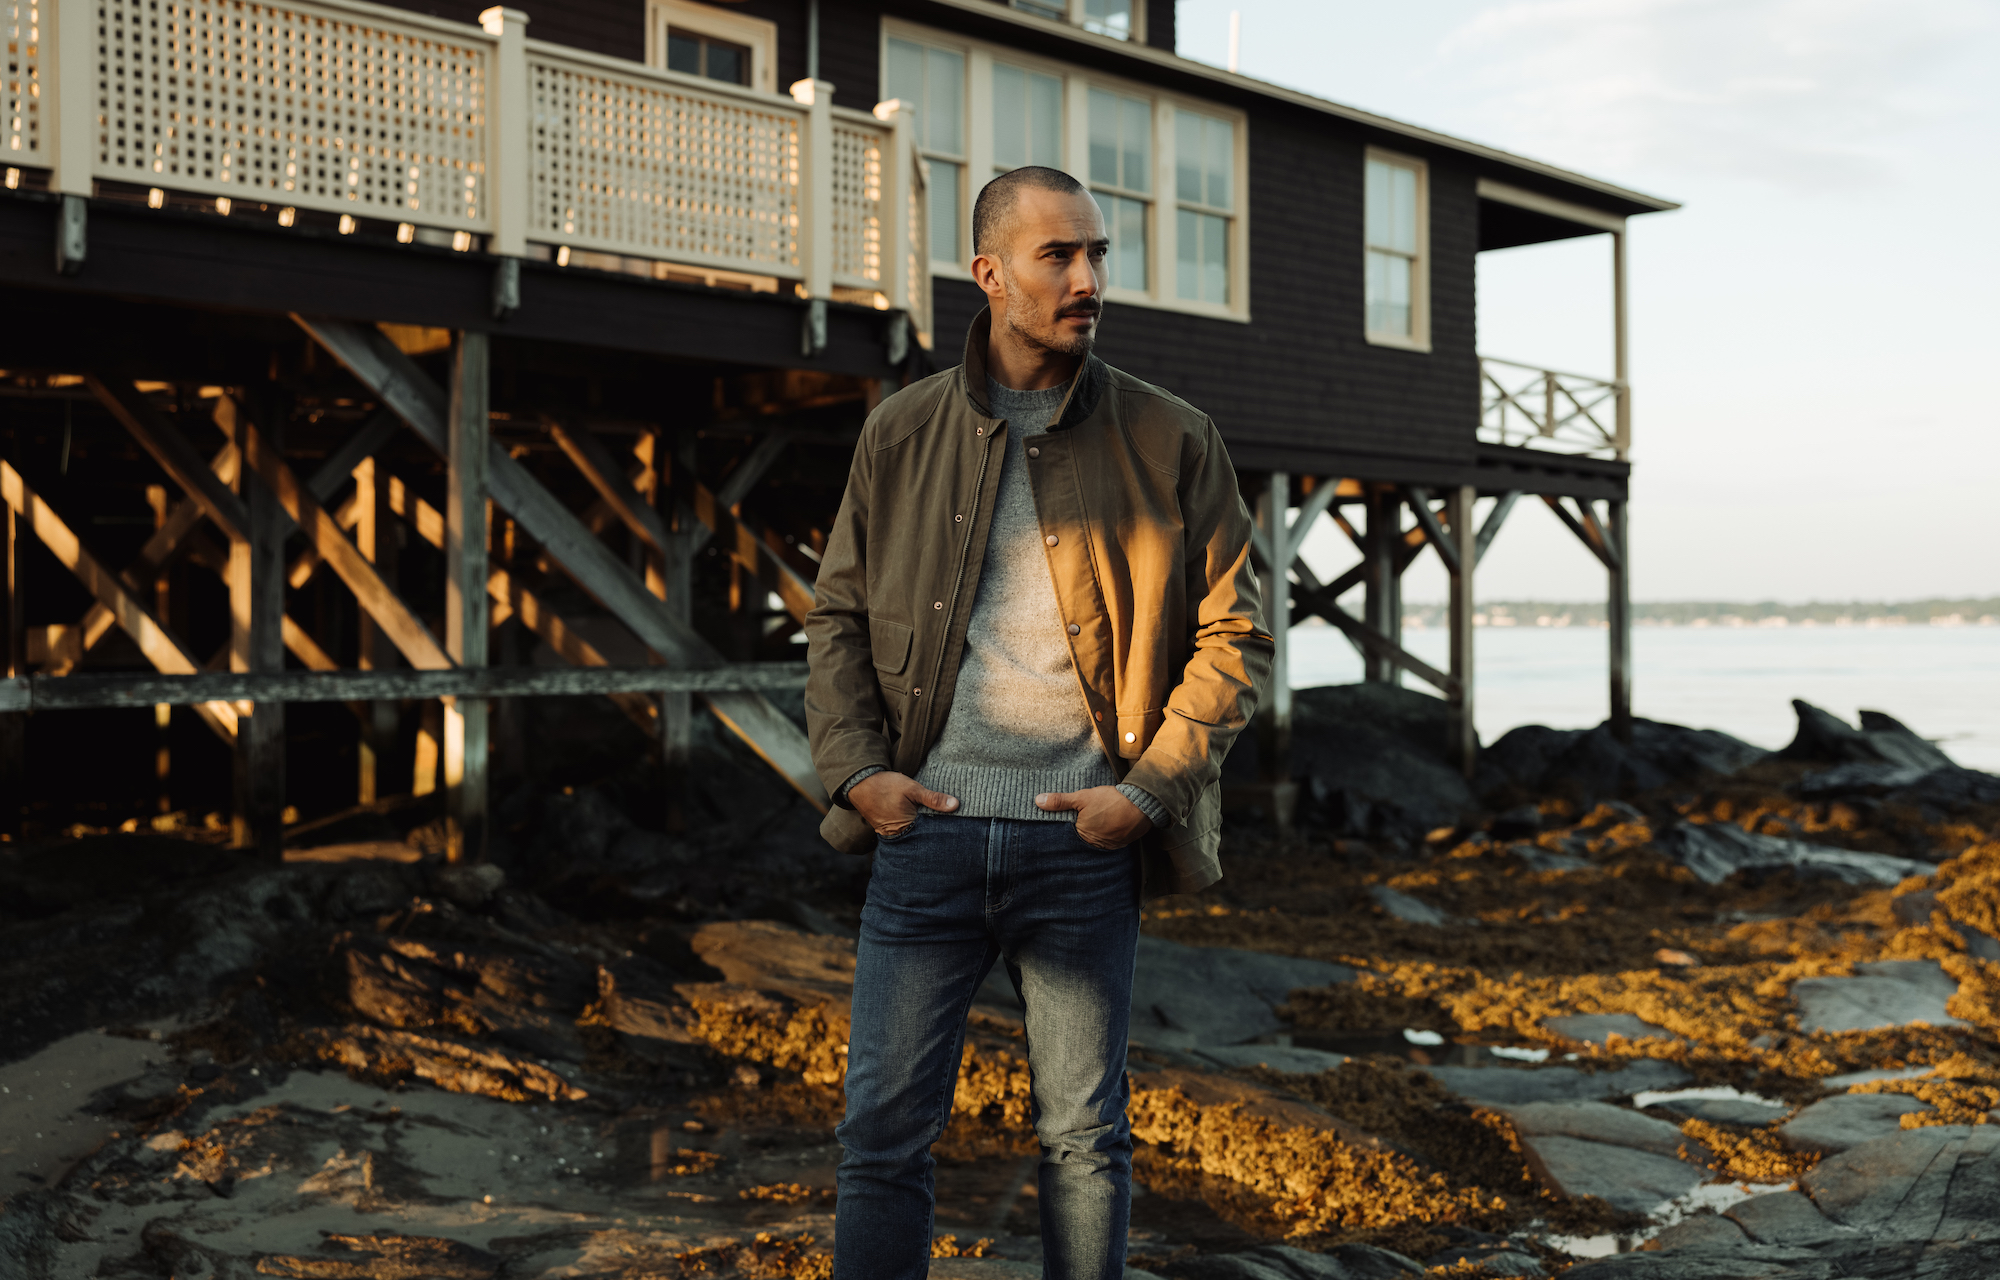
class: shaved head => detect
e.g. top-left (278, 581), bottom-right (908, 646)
top-left (973, 166), bottom-right (1088, 259)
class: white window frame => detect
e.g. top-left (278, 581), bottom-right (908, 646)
top-left (1008, 0), bottom-right (1146, 44)
top-left (1363, 147), bottom-right (1430, 352)
top-left (645, 0), bottom-right (779, 95)
top-left (881, 18), bottom-right (1249, 324)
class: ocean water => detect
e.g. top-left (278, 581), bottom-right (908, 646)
top-left (1287, 623), bottom-right (2000, 771)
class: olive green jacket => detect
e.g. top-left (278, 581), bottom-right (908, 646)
top-left (802, 311), bottom-right (1273, 897)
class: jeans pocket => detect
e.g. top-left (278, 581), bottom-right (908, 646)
top-left (876, 814), bottom-right (923, 844)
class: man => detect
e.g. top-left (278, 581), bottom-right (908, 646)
top-left (804, 165), bottom-right (1272, 1280)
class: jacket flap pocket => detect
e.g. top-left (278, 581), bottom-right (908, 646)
top-left (1115, 709), bottom-right (1166, 759)
top-left (869, 617), bottom-right (914, 675)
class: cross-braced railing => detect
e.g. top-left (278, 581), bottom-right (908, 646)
top-left (1479, 357), bottom-right (1628, 460)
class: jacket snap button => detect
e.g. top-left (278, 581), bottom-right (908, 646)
top-left (954, 514), bottom-right (963, 522)
top-left (913, 687), bottom-right (922, 696)
top-left (1027, 446), bottom-right (1040, 458)
top-left (1044, 534), bottom-right (1058, 546)
top-left (1124, 732), bottom-right (1137, 743)
top-left (1067, 623), bottom-right (1080, 635)
top-left (976, 427), bottom-right (984, 436)
top-left (1094, 710), bottom-right (1102, 722)
top-left (933, 601), bottom-right (944, 610)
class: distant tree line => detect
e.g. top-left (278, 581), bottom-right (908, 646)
top-left (1377, 598), bottom-right (2000, 629)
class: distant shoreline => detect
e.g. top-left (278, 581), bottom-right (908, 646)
top-left (1330, 598), bottom-right (2000, 630)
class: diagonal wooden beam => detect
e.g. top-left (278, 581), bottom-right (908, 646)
top-left (1282, 477), bottom-right (1341, 568)
top-left (299, 317), bottom-right (826, 808)
top-left (88, 379), bottom-right (248, 542)
top-left (487, 567), bottom-right (657, 734)
top-left (1476, 491), bottom-right (1520, 567)
top-left (0, 461), bottom-right (239, 738)
top-left (1405, 487), bottom-right (1460, 575)
top-left (546, 418), bottom-right (673, 555)
top-left (308, 411), bottom-right (403, 499)
top-left (1575, 499), bottom-right (1621, 572)
top-left (1299, 593), bottom-right (1461, 699)
top-left (227, 401), bottom-right (453, 672)
top-left (1540, 494), bottom-right (1619, 571)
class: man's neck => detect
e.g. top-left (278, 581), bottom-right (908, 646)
top-left (985, 315), bottom-right (1082, 392)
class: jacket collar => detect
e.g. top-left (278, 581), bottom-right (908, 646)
top-left (960, 307), bottom-right (1106, 432)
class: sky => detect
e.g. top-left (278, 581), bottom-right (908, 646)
top-left (1175, 0), bottom-right (2000, 604)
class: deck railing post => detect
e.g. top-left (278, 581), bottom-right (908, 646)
top-left (481, 7), bottom-right (531, 261)
top-left (874, 99), bottom-right (914, 315)
top-left (445, 333), bottom-right (491, 862)
top-left (48, 0), bottom-right (92, 198)
top-left (792, 79), bottom-right (836, 304)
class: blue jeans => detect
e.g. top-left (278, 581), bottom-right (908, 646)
top-left (834, 814), bottom-right (1141, 1280)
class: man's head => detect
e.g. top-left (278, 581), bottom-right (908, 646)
top-left (970, 166), bottom-right (1107, 359)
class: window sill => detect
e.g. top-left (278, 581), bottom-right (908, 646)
top-left (1366, 330), bottom-right (1432, 353)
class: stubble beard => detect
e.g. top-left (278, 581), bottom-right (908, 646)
top-left (999, 268), bottom-right (1098, 358)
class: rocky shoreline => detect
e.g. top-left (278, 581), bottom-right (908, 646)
top-left (4, 689), bottom-right (1999, 1278)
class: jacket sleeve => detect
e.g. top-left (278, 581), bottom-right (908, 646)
top-left (803, 416), bottom-right (893, 807)
top-left (1120, 417), bottom-right (1274, 824)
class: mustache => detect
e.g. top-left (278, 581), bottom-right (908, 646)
top-left (1056, 300), bottom-right (1103, 319)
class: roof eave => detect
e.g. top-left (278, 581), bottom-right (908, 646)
top-left (910, 0), bottom-right (1681, 217)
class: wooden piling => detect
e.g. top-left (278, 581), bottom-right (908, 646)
top-left (444, 332), bottom-right (491, 863)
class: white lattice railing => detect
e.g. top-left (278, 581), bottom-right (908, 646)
top-left (13, 0), bottom-right (931, 326)
top-left (1479, 357), bottom-right (1629, 460)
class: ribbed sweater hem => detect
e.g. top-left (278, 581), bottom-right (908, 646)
top-left (914, 761), bottom-right (1117, 823)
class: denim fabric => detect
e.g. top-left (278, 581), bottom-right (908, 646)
top-left (835, 814), bottom-right (1142, 1280)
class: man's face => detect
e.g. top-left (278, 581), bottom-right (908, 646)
top-left (981, 188), bottom-right (1109, 357)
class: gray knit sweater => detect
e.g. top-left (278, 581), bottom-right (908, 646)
top-left (848, 378), bottom-right (1166, 828)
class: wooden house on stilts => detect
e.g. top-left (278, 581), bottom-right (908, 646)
top-left (0, 0), bottom-right (1676, 845)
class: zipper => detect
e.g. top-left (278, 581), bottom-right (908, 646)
top-left (913, 421), bottom-right (999, 749)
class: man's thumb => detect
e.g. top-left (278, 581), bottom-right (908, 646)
top-left (1035, 791), bottom-right (1079, 812)
top-left (916, 786), bottom-right (960, 811)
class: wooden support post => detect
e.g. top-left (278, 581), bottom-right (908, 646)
top-left (1446, 485), bottom-right (1477, 777)
top-left (1608, 497), bottom-right (1632, 743)
top-left (660, 433), bottom-right (695, 779)
top-left (1251, 472), bottom-right (1296, 831)
top-left (1364, 486), bottom-right (1402, 685)
top-left (223, 398), bottom-right (287, 860)
top-left (354, 457), bottom-right (400, 804)
top-left (0, 506), bottom-right (23, 835)
top-left (445, 333), bottom-right (491, 863)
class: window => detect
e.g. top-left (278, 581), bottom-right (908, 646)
top-left (992, 63), bottom-right (1063, 174)
top-left (1175, 109), bottom-right (1233, 305)
top-left (1088, 88), bottom-right (1151, 290)
top-left (1365, 150), bottom-right (1428, 348)
top-left (1009, 0), bottom-right (1137, 41)
top-left (666, 31), bottom-right (749, 85)
top-left (647, 1), bottom-right (777, 94)
top-left (887, 37), bottom-right (969, 266)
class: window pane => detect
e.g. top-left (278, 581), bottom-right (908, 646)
top-left (1201, 210), bottom-right (1227, 303)
top-left (1367, 249), bottom-right (1411, 335)
top-left (928, 159), bottom-right (962, 264)
top-left (1176, 207), bottom-right (1198, 299)
top-left (1120, 96), bottom-right (1150, 192)
top-left (1391, 164), bottom-right (1417, 253)
top-left (1364, 158), bottom-right (1391, 247)
top-left (1099, 193), bottom-right (1146, 289)
top-left (926, 48), bottom-right (964, 155)
top-left (1029, 72), bottom-right (1062, 167)
top-left (1084, 0), bottom-right (1133, 39)
top-left (1088, 88), bottom-right (1119, 186)
top-left (994, 64), bottom-right (1027, 170)
top-left (667, 32), bottom-right (702, 77)
top-left (1013, 0), bottom-right (1066, 19)
top-left (1175, 112), bottom-right (1202, 203)
top-left (886, 38), bottom-right (925, 113)
top-left (705, 40), bottom-right (746, 86)
top-left (1203, 117), bottom-right (1231, 208)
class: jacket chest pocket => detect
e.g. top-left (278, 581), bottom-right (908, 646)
top-left (870, 617), bottom-right (914, 694)
top-left (1115, 709), bottom-right (1165, 759)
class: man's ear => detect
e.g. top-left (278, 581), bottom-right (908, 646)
top-left (970, 250), bottom-right (1006, 301)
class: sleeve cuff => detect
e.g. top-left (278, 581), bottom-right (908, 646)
top-left (838, 765), bottom-right (888, 807)
top-left (1117, 782), bottom-right (1171, 830)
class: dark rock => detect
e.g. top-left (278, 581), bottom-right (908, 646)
top-left (1647, 1215), bottom-right (1748, 1250)
top-left (1625, 718), bottom-right (1768, 782)
top-left (1515, 847), bottom-right (1594, 873)
top-left (1491, 804), bottom-right (1544, 840)
top-left (1479, 719), bottom-right (1760, 805)
top-left (1518, 1134), bottom-right (1705, 1212)
top-left (1503, 1100), bottom-right (1691, 1159)
top-left (1802, 1125), bottom-right (2000, 1242)
top-left (1892, 890), bottom-right (2000, 961)
top-left (1796, 762), bottom-right (1933, 798)
top-left (1780, 1093), bottom-right (1935, 1155)
top-left (1545, 1014), bottom-right (1674, 1046)
top-left (1887, 767), bottom-right (2000, 814)
top-left (1778, 701), bottom-right (1955, 771)
top-left (1476, 725), bottom-right (1585, 797)
top-left (1368, 885), bottom-right (1451, 926)
top-left (256, 1231), bottom-right (501, 1279)
top-left (1656, 822), bottom-right (1932, 886)
top-left (1560, 1243), bottom-right (1827, 1278)
top-left (1194, 1044), bottom-right (1349, 1074)
top-left (1649, 1096), bottom-right (1790, 1126)
top-left (1725, 1190), bottom-right (1847, 1245)
top-left (1791, 960), bottom-right (1966, 1034)
top-left (429, 862), bottom-right (505, 907)
top-left (1422, 1059), bottom-right (1690, 1106)
top-left (1164, 1243), bottom-right (1425, 1279)
top-left (1130, 936), bottom-right (1355, 1050)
